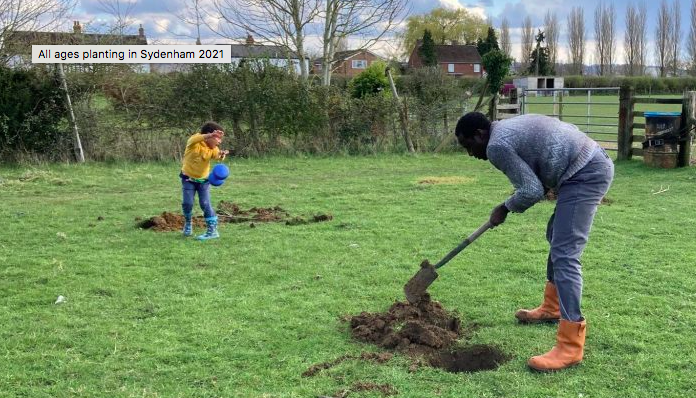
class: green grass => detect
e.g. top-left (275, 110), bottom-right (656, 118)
top-left (1, 155), bottom-right (696, 397)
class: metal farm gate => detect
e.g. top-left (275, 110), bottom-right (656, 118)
top-left (519, 87), bottom-right (621, 152)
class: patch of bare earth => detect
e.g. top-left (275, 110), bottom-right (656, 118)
top-left (138, 201), bottom-right (333, 231)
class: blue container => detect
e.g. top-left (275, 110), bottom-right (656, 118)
top-left (208, 164), bottom-right (229, 186)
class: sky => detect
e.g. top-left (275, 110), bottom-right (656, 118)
top-left (67, 0), bottom-right (696, 64)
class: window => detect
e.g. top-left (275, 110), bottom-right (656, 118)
top-left (474, 64), bottom-right (481, 73)
top-left (447, 63), bottom-right (455, 73)
top-left (352, 60), bottom-right (367, 69)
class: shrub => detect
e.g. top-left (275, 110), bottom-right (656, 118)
top-left (0, 66), bottom-right (70, 160)
top-left (348, 61), bottom-right (389, 99)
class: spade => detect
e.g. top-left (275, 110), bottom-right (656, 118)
top-left (404, 221), bottom-right (493, 304)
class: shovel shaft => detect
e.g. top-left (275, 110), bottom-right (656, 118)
top-left (433, 221), bottom-right (493, 269)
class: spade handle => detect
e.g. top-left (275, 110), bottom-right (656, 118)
top-left (433, 221), bottom-right (493, 269)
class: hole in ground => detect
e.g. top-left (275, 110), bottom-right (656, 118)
top-left (430, 344), bottom-right (509, 373)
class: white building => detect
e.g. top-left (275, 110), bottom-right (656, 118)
top-left (513, 76), bottom-right (565, 96)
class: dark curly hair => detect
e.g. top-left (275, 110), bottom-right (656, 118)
top-left (455, 112), bottom-right (491, 140)
top-left (201, 121), bottom-right (224, 134)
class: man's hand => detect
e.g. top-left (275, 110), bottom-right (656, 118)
top-left (219, 150), bottom-right (229, 160)
top-left (490, 203), bottom-right (509, 227)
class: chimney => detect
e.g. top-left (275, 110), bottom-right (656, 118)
top-left (138, 24), bottom-right (145, 38)
top-left (73, 21), bottom-right (82, 34)
top-left (246, 34), bottom-right (254, 45)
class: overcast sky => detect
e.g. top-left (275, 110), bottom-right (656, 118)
top-left (67, 0), bottom-right (695, 63)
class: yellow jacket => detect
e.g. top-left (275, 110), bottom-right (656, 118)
top-left (181, 133), bottom-right (220, 179)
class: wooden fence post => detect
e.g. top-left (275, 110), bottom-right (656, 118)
top-left (678, 91), bottom-right (696, 167)
top-left (510, 88), bottom-right (518, 104)
top-left (617, 85), bottom-right (635, 161)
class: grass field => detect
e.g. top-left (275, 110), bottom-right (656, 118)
top-left (1, 154), bottom-right (696, 397)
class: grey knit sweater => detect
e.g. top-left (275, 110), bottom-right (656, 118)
top-left (487, 114), bottom-right (599, 213)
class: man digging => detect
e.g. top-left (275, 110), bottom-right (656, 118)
top-left (455, 112), bottom-right (614, 372)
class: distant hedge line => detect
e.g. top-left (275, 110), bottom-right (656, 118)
top-left (0, 67), bottom-right (72, 160)
top-left (562, 76), bottom-right (696, 94)
top-left (7, 62), bottom-right (695, 162)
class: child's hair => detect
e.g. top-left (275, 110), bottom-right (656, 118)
top-left (201, 121), bottom-right (224, 134)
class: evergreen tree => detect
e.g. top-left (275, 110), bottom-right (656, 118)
top-left (476, 26), bottom-right (500, 57)
top-left (419, 29), bottom-right (438, 67)
top-left (528, 30), bottom-right (554, 75)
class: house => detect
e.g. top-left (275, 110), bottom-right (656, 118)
top-left (312, 49), bottom-right (383, 77)
top-left (4, 21), bottom-right (148, 69)
top-left (230, 34), bottom-right (309, 75)
top-left (149, 35), bottom-right (311, 74)
top-left (408, 41), bottom-right (483, 78)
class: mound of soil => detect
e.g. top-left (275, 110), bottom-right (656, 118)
top-left (350, 295), bottom-right (461, 355)
top-left (137, 212), bottom-right (205, 232)
top-left (218, 201), bottom-right (289, 223)
top-left (345, 289), bottom-right (510, 373)
top-left (138, 201), bottom-right (333, 231)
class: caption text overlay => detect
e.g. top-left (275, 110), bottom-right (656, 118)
top-left (32, 45), bottom-right (232, 64)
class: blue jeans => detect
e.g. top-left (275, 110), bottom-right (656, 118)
top-left (545, 148), bottom-right (614, 322)
top-left (180, 173), bottom-right (215, 219)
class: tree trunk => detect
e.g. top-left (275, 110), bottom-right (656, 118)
top-left (56, 64), bottom-right (85, 162)
top-left (386, 68), bottom-right (415, 153)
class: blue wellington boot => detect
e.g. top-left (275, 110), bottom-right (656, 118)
top-left (183, 213), bottom-right (193, 237)
top-left (196, 216), bottom-right (219, 240)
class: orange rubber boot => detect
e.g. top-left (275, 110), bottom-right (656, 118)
top-left (528, 319), bottom-right (586, 372)
top-left (515, 281), bottom-right (561, 323)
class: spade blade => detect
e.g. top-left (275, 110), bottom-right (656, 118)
top-left (404, 261), bottom-right (439, 304)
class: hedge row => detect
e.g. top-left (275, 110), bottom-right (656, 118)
top-left (562, 76), bottom-right (696, 94)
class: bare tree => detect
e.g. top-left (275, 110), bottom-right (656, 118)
top-left (670, 0), bottom-right (681, 76)
top-left (320, 0), bottom-right (407, 86)
top-left (594, 2), bottom-right (615, 76)
top-left (637, 2), bottom-right (647, 75)
top-left (214, 0), bottom-right (321, 80)
top-left (500, 17), bottom-right (511, 58)
top-left (624, 2), bottom-right (647, 76)
top-left (655, 0), bottom-right (672, 77)
top-left (544, 11), bottom-right (559, 67)
top-left (0, 0), bottom-right (76, 64)
top-left (567, 7), bottom-right (585, 75)
top-left (97, 0), bottom-right (137, 39)
top-left (689, 0), bottom-right (696, 75)
top-left (521, 16), bottom-right (534, 72)
top-left (168, 0), bottom-right (209, 44)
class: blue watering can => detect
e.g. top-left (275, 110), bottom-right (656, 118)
top-left (208, 164), bottom-right (229, 186)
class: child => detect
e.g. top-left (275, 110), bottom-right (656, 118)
top-left (180, 121), bottom-right (230, 240)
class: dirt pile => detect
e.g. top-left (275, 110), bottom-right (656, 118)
top-left (350, 295), bottom-right (460, 355)
top-left (346, 293), bottom-right (510, 373)
top-left (137, 212), bottom-right (205, 232)
top-left (217, 201), bottom-right (289, 223)
top-left (138, 201), bottom-right (333, 231)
